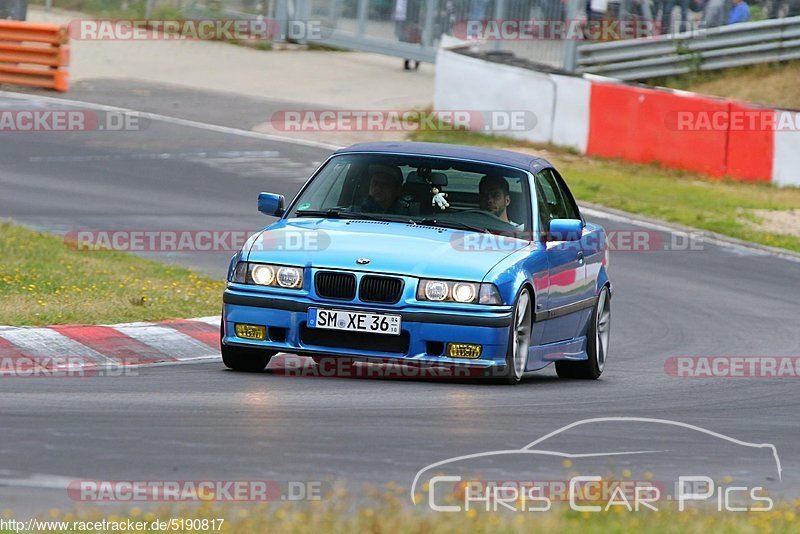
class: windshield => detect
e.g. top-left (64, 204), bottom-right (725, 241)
top-left (288, 154), bottom-right (532, 234)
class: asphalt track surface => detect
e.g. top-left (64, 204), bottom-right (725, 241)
top-left (1, 82), bottom-right (799, 514)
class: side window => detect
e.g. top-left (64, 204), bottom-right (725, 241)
top-left (534, 168), bottom-right (579, 230)
top-left (549, 169), bottom-right (580, 220)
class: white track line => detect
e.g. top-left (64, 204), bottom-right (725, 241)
top-left (582, 206), bottom-right (800, 264)
top-left (0, 90), bottom-right (341, 151)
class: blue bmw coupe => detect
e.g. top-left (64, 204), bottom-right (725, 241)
top-left (222, 142), bottom-right (611, 384)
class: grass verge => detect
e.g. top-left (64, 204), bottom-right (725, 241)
top-left (0, 222), bottom-right (223, 326)
top-left (408, 129), bottom-right (800, 254)
top-left (649, 60), bottom-right (800, 110)
top-left (3, 492), bottom-right (798, 533)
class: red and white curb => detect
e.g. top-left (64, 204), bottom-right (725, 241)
top-left (0, 316), bottom-right (222, 374)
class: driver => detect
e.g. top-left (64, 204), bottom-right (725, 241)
top-left (479, 174), bottom-right (523, 229)
top-left (360, 165), bottom-right (412, 215)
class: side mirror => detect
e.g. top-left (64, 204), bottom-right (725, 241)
top-left (258, 192), bottom-right (285, 217)
top-left (548, 219), bottom-right (583, 241)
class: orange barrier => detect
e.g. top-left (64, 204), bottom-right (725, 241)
top-left (0, 21), bottom-right (70, 92)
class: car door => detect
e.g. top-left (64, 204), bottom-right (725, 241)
top-left (534, 168), bottom-right (588, 343)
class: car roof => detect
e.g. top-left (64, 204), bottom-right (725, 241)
top-left (333, 141), bottom-right (553, 174)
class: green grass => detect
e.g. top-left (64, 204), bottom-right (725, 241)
top-left (649, 60), bottom-right (800, 109)
top-left (0, 222), bottom-right (223, 326)
top-left (408, 129), bottom-right (800, 254)
top-left (3, 490), bottom-right (798, 533)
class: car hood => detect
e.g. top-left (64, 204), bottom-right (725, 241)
top-left (245, 218), bottom-right (529, 281)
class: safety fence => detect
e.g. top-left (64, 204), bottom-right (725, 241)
top-left (435, 46), bottom-right (800, 186)
top-left (22, 0), bottom-right (800, 74)
top-left (0, 20), bottom-right (69, 91)
top-left (183, 0), bottom-right (579, 67)
top-left (577, 15), bottom-right (800, 81)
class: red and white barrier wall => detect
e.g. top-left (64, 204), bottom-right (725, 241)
top-left (434, 48), bottom-right (800, 186)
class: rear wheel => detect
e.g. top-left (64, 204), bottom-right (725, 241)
top-left (220, 322), bottom-right (275, 372)
top-left (556, 286), bottom-right (610, 380)
top-left (492, 287), bottom-right (532, 385)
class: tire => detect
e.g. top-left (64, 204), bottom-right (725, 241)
top-left (220, 321), bottom-right (275, 372)
top-left (491, 287), bottom-right (532, 385)
top-left (556, 286), bottom-right (610, 380)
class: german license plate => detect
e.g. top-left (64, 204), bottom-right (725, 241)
top-left (307, 308), bottom-right (401, 336)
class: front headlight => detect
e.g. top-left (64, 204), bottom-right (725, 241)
top-left (417, 279), bottom-right (502, 305)
top-left (230, 262), bottom-right (304, 289)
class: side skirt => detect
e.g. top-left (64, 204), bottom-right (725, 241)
top-left (526, 336), bottom-right (588, 371)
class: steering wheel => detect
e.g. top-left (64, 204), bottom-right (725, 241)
top-left (454, 208), bottom-right (517, 227)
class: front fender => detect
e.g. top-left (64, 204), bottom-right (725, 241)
top-left (482, 243), bottom-right (548, 310)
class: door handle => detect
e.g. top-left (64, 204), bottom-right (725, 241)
top-left (577, 251), bottom-right (585, 265)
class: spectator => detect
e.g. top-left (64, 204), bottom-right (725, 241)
top-left (394, 0), bottom-right (422, 70)
top-left (727, 0), bottom-right (750, 23)
top-left (688, 0), bottom-right (705, 30)
top-left (662, 0), bottom-right (691, 33)
top-left (702, 0), bottom-right (727, 28)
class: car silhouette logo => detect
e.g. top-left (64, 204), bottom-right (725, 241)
top-left (356, 258), bottom-right (371, 265)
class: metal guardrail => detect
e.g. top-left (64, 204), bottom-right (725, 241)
top-left (577, 16), bottom-right (800, 80)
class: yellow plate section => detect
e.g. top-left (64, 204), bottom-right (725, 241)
top-left (447, 343), bottom-right (482, 359)
top-left (234, 323), bottom-right (266, 340)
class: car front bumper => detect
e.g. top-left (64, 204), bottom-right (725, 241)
top-left (222, 289), bottom-right (514, 369)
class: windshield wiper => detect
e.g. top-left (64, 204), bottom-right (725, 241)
top-left (295, 209), bottom-right (413, 224)
top-left (417, 218), bottom-right (491, 234)
top-left (294, 209), bottom-right (351, 218)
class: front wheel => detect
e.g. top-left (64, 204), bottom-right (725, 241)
top-left (492, 287), bottom-right (532, 385)
top-left (556, 286), bottom-right (610, 380)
